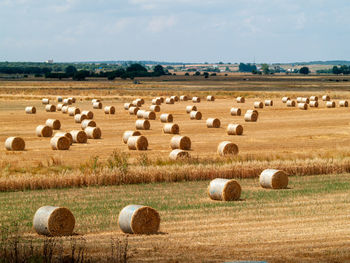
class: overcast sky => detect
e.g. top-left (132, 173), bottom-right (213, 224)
top-left (1, 0), bottom-right (350, 63)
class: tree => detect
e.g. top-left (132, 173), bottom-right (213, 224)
top-left (203, 72), bottom-right (209, 78)
top-left (126, 63), bottom-right (147, 73)
top-left (299, 67), bottom-right (310, 75)
top-left (153, 65), bottom-right (165, 75)
top-left (261, 64), bottom-right (269, 75)
top-left (65, 65), bottom-right (77, 77)
top-left (194, 71), bottom-right (200, 76)
top-left (185, 72), bottom-right (189, 76)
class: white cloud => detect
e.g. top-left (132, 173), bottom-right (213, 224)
top-left (147, 15), bottom-right (176, 33)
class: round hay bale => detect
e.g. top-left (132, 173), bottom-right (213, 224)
top-left (207, 95), bottom-right (215, 101)
top-left (93, 102), bottom-right (102, 109)
top-left (85, 127), bottom-right (101, 139)
top-left (74, 114), bottom-right (87, 123)
top-left (68, 107), bottom-right (80, 116)
top-left (124, 103), bottom-right (132, 110)
top-left (91, 99), bottom-right (100, 104)
top-left (70, 130), bottom-right (87, 143)
top-left (45, 104), bottom-right (56, 112)
top-left (127, 135), bottom-right (148, 150)
top-left (42, 98), bottom-right (49, 104)
top-left (50, 136), bottom-right (70, 150)
top-left (61, 106), bottom-right (69, 113)
top-left (36, 125), bottom-right (53, 137)
top-left (286, 100), bottom-right (296, 107)
top-left (309, 101), bottom-right (319, 107)
top-left (165, 98), bottom-right (175, 104)
top-left (301, 97), bottom-right (310, 104)
top-left (190, 111), bottom-right (202, 120)
top-left (192, 97), bottom-right (200, 103)
top-left (180, 95), bottom-right (188, 101)
top-left (104, 106), bottom-right (115, 114)
top-left (46, 119), bottom-right (61, 130)
top-left (150, 105), bottom-right (160, 112)
top-left (169, 149), bottom-right (190, 160)
top-left (296, 97), bottom-right (303, 103)
top-left (132, 100), bottom-right (142, 107)
top-left (298, 103), bottom-right (308, 110)
top-left (156, 97), bottom-right (165, 103)
top-left (5, 137), bottom-right (25, 151)
top-left (137, 98), bottom-right (145, 105)
top-left (118, 205), bottom-right (160, 234)
top-left (186, 105), bottom-right (197, 113)
top-left (137, 110), bottom-right (146, 119)
top-left (170, 135), bottom-right (191, 150)
top-left (170, 95), bottom-right (179, 102)
top-left (260, 169), bottom-right (288, 189)
top-left (57, 96), bottom-right (63, 102)
top-left (25, 106), bottom-right (36, 114)
top-left (63, 98), bottom-right (72, 105)
top-left (217, 141), bottom-right (239, 156)
top-left (163, 123), bottom-right (179, 134)
top-left (322, 95), bottom-right (330, 101)
top-left (264, 100), bottom-right (273, 106)
top-left (254, 101), bottom-right (263, 108)
top-left (227, 124), bottom-right (243, 135)
top-left (230, 108), bottom-right (241, 116)
top-left (246, 109), bottom-right (259, 116)
top-left (326, 101), bottom-right (336, 108)
top-left (339, 100), bottom-right (348, 107)
top-left (136, 119), bottom-right (150, 130)
top-left (236, 97), bottom-right (245, 103)
top-left (81, 119), bottom-right (96, 129)
top-left (206, 118), bottom-right (221, 128)
top-left (282, 97), bottom-right (290, 103)
top-left (57, 104), bottom-right (66, 111)
top-left (54, 132), bottom-right (73, 145)
top-left (160, 113), bottom-right (173, 123)
top-left (208, 178), bottom-right (241, 201)
top-left (244, 112), bottom-right (258, 122)
top-left (68, 97), bottom-right (76, 103)
top-left (152, 98), bottom-right (161, 105)
top-left (33, 206), bottom-right (75, 236)
top-left (123, 130), bottom-right (141, 144)
top-left (143, 111), bottom-right (156, 120)
top-left (129, 106), bottom-right (139, 115)
top-left (81, 110), bottom-right (93, 119)
top-left (310, 96), bottom-right (318, 101)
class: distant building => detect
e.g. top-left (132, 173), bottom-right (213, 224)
top-left (45, 59), bottom-right (53, 64)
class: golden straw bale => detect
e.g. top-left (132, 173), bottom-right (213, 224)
top-left (135, 119), bottom-right (150, 130)
top-left (190, 111), bottom-right (202, 120)
top-left (227, 124), bottom-right (243, 135)
top-left (132, 100), bottom-right (142, 107)
top-left (104, 106), bottom-right (115, 114)
top-left (236, 97), bottom-right (245, 103)
top-left (207, 95), bottom-right (215, 101)
top-left (129, 106), bottom-right (139, 115)
top-left (81, 119), bottom-right (96, 129)
top-left (165, 98), bottom-right (175, 104)
top-left (169, 149), bottom-right (190, 160)
top-left (42, 98), bottom-right (49, 104)
top-left (157, 97), bottom-right (164, 103)
top-left (301, 97), bottom-right (309, 103)
top-left (254, 101), bottom-right (263, 108)
top-left (85, 127), bottom-right (101, 139)
top-left (260, 169), bottom-right (288, 189)
top-left (282, 97), bottom-right (290, 103)
top-left (74, 114), bottom-right (86, 123)
top-left (206, 118), bottom-right (220, 128)
top-left (123, 131), bottom-right (141, 144)
top-left (150, 105), bottom-right (160, 112)
top-left (298, 103), bottom-right (308, 110)
top-left (5, 137), bottom-right (25, 151)
top-left (152, 98), bottom-right (161, 105)
top-left (244, 111), bottom-right (258, 122)
top-left (81, 110), bottom-right (93, 119)
top-left (63, 98), bottom-right (72, 105)
top-left (46, 119), bottom-right (61, 130)
top-left (309, 101), bottom-right (318, 107)
top-left (339, 100), bottom-right (348, 107)
top-left (143, 111), bottom-right (156, 120)
top-left (286, 100), bottom-right (296, 107)
top-left (170, 95), bottom-right (179, 102)
top-left (68, 107), bottom-right (80, 116)
top-left (50, 136), bottom-right (70, 150)
top-left (208, 178), bottom-right (241, 201)
top-left (137, 110), bottom-right (146, 118)
top-left (54, 132), bottom-right (73, 145)
top-left (61, 106), bottom-right (69, 113)
top-left (310, 96), bottom-right (318, 101)
top-left (57, 104), bottom-right (66, 111)
top-left (68, 97), bottom-right (76, 103)
top-left (163, 123), bottom-right (179, 134)
top-left (326, 101), bottom-right (336, 108)
top-left (170, 135), bottom-right (191, 150)
top-left (93, 102), bottom-right (102, 109)
top-left (45, 104), bottom-right (56, 112)
top-left (230, 108), bottom-right (241, 116)
top-left (160, 113), bottom-right (173, 122)
top-left (217, 141), bottom-right (239, 156)
top-left (264, 100), bottom-right (273, 106)
top-left (180, 95), bottom-right (188, 101)
top-left (91, 99), bottom-right (100, 104)
top-left (322, 95), bottom-right (330, 101)
top-left (186, 105), bottom-right (197, 113)
top-left (36, 125), bottom-right (53, 137)
top-left (296, 97), bottom-right (303, 103)
top-left (127, 135), bottom-right (148, 150)
top-left (124, 103), bottom-right (132, 110)
top-left (25, 106), bottom-right (36, 114)
top-left (192, 97), bottom-right (200, 103)
top-left (70, 130), bottom-right (87, 143)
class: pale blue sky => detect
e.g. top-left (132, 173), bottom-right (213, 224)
top-left (1, 0), bottom-right (350, 63)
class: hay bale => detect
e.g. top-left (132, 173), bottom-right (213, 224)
top-left (309, 101), bottom-right (319, 107)
top-left (25, 106), bottom-right (36, 114)
top-left (244, 111), bottom-right (258, 122)
top-left (326, 101), bottom-right (336, 108)
top-left (50, 136), bottom-right (70, 150)
top-left (127, 135), bottom-right (148, 150)
top-left (33, 206), bottom-right (75, 236)
top-left (46, 119), bottom-right (61, 130)
top-left (136, 98), bottom-right (145, 105)
top-left (190, 111), bottom-right (202, 120)
top-left (208, 178), bottom-right (241, 201)
top-left (206, 118), bottom-right (220, 128)
top-left (132, 100), bottom-right (142, 107)
top-left (45, 104), bottom-right (56, 112)
top-left (170, 135), bottom-right (191, 150)
top-left (36, 125), bottom-right (53, 137)
top-left (170, 95), bottom-right (179, 102)
top-left (57, 96), bottom-right (63, 102)
top-left (264, 100), bottom-right (273, 106)
top-left (339, 100), bottom-right (348, 107)
top-left (70, 130), bottom-right (87, 143)
top-left (322, 95), bottom-right (330, 101)
top-left (227, 124), bottom-right (243, 135)
top-left (143, 111), bottom-right (156, 120)
top-left (296, 97), bottom-right (303, 103)
top-left (104, 106), bottom-right (115, 114)
top-left (81, 119), bottom-right (96, 129)
top-left (123, 130), bottom-right (141, 144)
top-left (160, 113), bottom-right (173, 123)
top-left (236, 97), bottom-right (245, 103)
top-left (169, 149), bottom-right (190, 160)
top-left (254, 101), bottom-right (263, 108)
top-left (156, 97), bottom-right (164, 103)
top-left (136, 119), bottom-right (150, 130)
top-left (260, 169), bottom-right (288, 189)
top-left (246, 109), bottom-right (259, 116)
top-left (230, 107), bottom-right (241, 116)
top-left (124, 103), bottom-right (132, 110)
top-left (93, 102), bottom-right (102, 109)
top-left (118, 205), bottom-right (160, 234)
top-left (57, 104), bottom-right (66, 111)
top-left (163, 123), bottom-right (179, 134)
top-left (192, 97), bottom-right (200, 103)
top-left (129, 106), bottom-right (139, 115)
top-left (42, 98), bottom-right (49, 104)
top-left (81, 110), bottom-right (93, 119)
top-left (298, 103), bottom-right (308, 110)
top-left (286, 100), bottom-right (296, 107)
top-left (91, 99), bottom-right (100, 104)
top-left (5, 137), bottom-right (25, 151)
top-left (207, 95), bottom-right (215, 101)
top-left (217, 141), bottom-right (239, 156)
top-left (85, 127), bottom-right (101, 139)
top-left (63, 98), bottom-right (72, 105)
top-left (68, 97), bottom-right (76, 103)
top-left (165, 98), bottom-right (175, 104)
top-left (74, 114), bottom-right (87, 123)
top-left (61, 106), bottom-right (69, 113)
top-left (68, 107), bottom-right (80, 116)
top-left (180, 95), bottom-right (188, 101)
top-left (310, 96), bottom-right (318, 101)
top-left (282, 97), bottom-right (290, 103)
top-left (137, 110), bottom-right (146, 119)
top-left (150, 105), bottom-right (160, 112)
top-left (301, 97), bottom-right (310, 104)
top-left (152, 98), bottom-right (161, 105)
top-left (54, 132), bottom-right (73, 145)
top-left (186, 105), bottom-right (197, 113)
